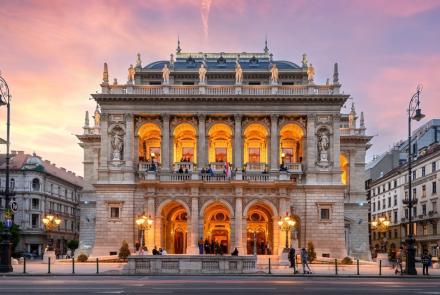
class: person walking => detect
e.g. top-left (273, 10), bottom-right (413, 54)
top-left (395, 246), bottom-right (403, 275)
top-left (421, 250), bottom-right (432, 275)
top-left (288, 247), bottom-right (296, 273)
top-left (301, 248), bottom-right (311, 274)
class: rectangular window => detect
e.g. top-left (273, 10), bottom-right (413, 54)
top-left (110, 207), bottom-right (120, 219)
top-left (413, 170), bottom-right (416, 180)
top-left (215, 147), bottom-right (227, 162)
top-left (433, 201), bottom-right (437, 213)
top-left (405, 209), bottom-right (409, 218)
top-left (422, 166), bottom-right (426, 177)
top-left (413, 206), bottom-right (417, 217)
top-left (320, 208), bottom-right (330, 220)
top-left (373, 203), bottom-right (376, 212)
top-left (393, 180), bottom-right (397, 188)
top-left (433, 223), bottom-right (438, 235)
top-left (433, 182), bottom-right (437, 194)
top-left (31, 198), bottom-right (40, 210)
top-left (149, 147), bottom-right (161, 163)
top-left (394, 195), bottom-right (397, 206)
top-left (394, 211), bottom-right (398, 223)
top-left (388, 197), bottom-right (391, 208)
top-left (248, 148), bottom-right (260, 163)
top-left (423, 224), bottom-right (428, 235)
top-left (432, 161), bottom-right (437, 173)
top-left (394, 229), bottom-right (398, 239)
top-left (422, 185), bottom-right (426, 198)
top-left (422, 204), bottom-right (427, 215)
top-left (281, 148), bottom-right (294, 164)
top-left (413, 188), bottom-right (417, 199)
top-left (31, 214), bottom-right (39, 229)
top-left (382, 199), bottom-right (386, 209)
top-left (378, 200), bottom-right (381, 209)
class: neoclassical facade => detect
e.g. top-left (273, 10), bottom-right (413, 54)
top-left (77, 46), bottom-right (371, 260)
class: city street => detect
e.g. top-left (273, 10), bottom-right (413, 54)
top-left (1, 276), bottom-right (439, 294)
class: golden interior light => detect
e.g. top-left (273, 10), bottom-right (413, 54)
top-left (383, 220), bottom-right (390, 227)
top-left (42, 218), bottom-right (49, 225)
top-left (150, 152), bottom-right (155, 158)
top-left (371, 221), bottom-right (378, 227)
top-left (47, 214), bottom-right (54, 221)
top-left (55, 217), bottom-right (61, 225)
top-left (378, 217), bottom-right (385, 223)
top-left (288, 220), bottom-right (296, 226)
top-left (281, 152), bottom-right (285, 158)
top-left (147, 217), bottom-right (153, 225)
top-left (136, 218), bottom-right (144, 225)
top-left (277, 220), bottom-right (283, 226)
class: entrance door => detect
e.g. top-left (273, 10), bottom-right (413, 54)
top-left (174, 230), bottom-right (184, 254)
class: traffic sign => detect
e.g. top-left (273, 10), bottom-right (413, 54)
top-left (9, 200), bottom-right (18, 212)
top-left (4, 218), bottom-right (13, 228)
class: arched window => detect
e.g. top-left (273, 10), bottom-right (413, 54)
top-left (32, 178), bottom-right (40, 191)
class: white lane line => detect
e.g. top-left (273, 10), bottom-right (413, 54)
top-left (152, 287), bottom-right (277, 290)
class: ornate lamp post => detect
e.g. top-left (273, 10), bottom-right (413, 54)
top-left (371, 216), bottom-right (390, 253)
top-left (135, 213), bottom-right (153, 250)
top-left (406, 85), bottom-right (425, 275)
top-left (0, 72), bottom-right (13, 273)
top-left (42, 213), bottom-right (62, 251)
top-left (278, 213), bottom-right (296, 250)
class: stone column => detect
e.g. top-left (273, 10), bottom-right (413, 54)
top-left (146, 197), bottom-right (155, 250)
top-left (188, 197), bottom-right (199, 254)
top-left (278, 197), bottom-right (287, 254)
top-left (124, 113), bottom-right (134, 168)
top-left (99, 113), bottom-right (109, 168)
top-left (333, 114), bottom-right (341, 170)
top-left (234, 197), bottom-right (244, 253)
top-left (197, 114), bottom-right (206, 170)
top-left (305, 114), bottom-right (316, 171)
top-left (154, 216), bottom-right (161, 249)
top-left (270, 114), bottom-right (279, 172)
top-left (234, 114), bottom-right (243, 169)
top-left (161, 114), bottom-right (170, 171)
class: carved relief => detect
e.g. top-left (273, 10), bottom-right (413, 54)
top-left (317, 127), bottom-right (330, 163)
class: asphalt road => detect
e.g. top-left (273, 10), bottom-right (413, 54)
top-left (0, 276), bottom-right (439, 295)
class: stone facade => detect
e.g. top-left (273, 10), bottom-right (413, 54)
top-left (77, 48), bottom-right (371, 260)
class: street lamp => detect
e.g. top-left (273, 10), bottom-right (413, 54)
top-left (135, 213), bottom-right (153, 250)
top-left (406, 85), bottom-right (425, 275)
top-left (371, 216), bottom-right (390, 253)
top-left (0, 72), bottom-right (13, 273)
top-left (278, 212), bottom-right (296, 250)
top-left (42, 213), bottom-right (62, 251)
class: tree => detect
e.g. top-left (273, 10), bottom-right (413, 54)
top-left (118, 240), bottom-right (131, 260)
top-left (0, 222), bottom-right (21, 252)
top-left (67, 240), bottom-right (79, 255)
top-left (307, 241), bottom-right (317, 263)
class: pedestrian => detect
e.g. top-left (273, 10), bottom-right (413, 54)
top-left (421, 250), bottom-right (431, 275)
top-left (152, 246), bottom-right (158, 255)
top-left (288, 247), bottom-right (296, 273)
top-left (395, 246), bottom-right (403, 275)
top-left (231, 248), bottom-right (239, 256)
top-left (198, 238), bottom-right (204, 254)
top-left (301, 248), bottom-right (312, 274)
top-left (204, 239), bottom-right (210, 254)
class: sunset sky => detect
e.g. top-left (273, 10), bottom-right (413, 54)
top-left (0, 0), bottom-right (439, 176)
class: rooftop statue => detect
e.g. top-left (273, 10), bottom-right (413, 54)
top-left (198, 64), bottom-right (207, 84)
top-left (93, 105), bottom-right (101, 128)
top-left (301, 53), bottom-right (308, 68)
top-left (235, 62), bottom-right (243, 85)
top-left (270, 64), bottom-right (279, 84)
top-left (162, 64), bottom-right (171, 84)
top-left (307, 63), bottom-right (315, 82)
top-left (136, 53), bottom-right (142, 68)
top-left (128, 64), bottom-right (135, 83)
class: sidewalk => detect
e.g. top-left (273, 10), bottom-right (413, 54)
top-left (7, 260), bottom-right (440, 277)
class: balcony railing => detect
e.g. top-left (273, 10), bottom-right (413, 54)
top-left (284, 163), bottom-right (303, 174)
top-left (138, 161), bottom-right (160, 172)
top-left (244, 162), bottom-right (268, 172)
top-left (402, 197), bottom-right (418, 206)
top-left (243, 172), bottom-right (271, 182)
top-left (174, 162), bottom-right (195, 172)
top-left (105, 84), bottom-right (338, 96)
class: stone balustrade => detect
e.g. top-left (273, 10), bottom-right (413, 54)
top-left (126, 255), bottom-right (257, 274)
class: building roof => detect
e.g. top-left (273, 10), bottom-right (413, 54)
top-left (0, 151), bottom-right (84, 187)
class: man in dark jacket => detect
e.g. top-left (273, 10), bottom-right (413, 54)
top-left (421, 250), bottom-right (432, 275)
top-left (288, 247), bottom-right (296, 273)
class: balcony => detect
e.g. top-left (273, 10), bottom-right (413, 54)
top-left (244, 162), bottom-right (268, 172)
top-left (284, 163), bottom-right (303, 174)
top-left (402, 197), bottom-right (418, 206)
top-left (138, 161), bottom-right (160, 172)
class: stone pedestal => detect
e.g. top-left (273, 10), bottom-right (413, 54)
top-left (43, 250), bottom-right (56, 264)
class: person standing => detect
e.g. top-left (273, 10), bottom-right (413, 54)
top-left (301, 248), bottom-right (311, 274)
top-left (395, 246), bottom-right (403, 275)
top-left (421, 250), bottom-right (431, 275)
top-left (288, 247), bottom-right (296, 273)
top-left (198, 238), bottom-right (204, 254)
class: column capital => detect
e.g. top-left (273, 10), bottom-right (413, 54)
top-left (161, 113), bottom-right (170, 122)
top-left (197, 113), bottom-right (206, 121)
top-left (234, 114), bottom-right (242, 122)
top-left (270, 114), bottom-right (279, 122)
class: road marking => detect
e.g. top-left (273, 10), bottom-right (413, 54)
top-left (152, 287), bottom-right (277, 290)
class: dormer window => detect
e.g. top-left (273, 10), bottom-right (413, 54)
top-left (186, 55), bottom-right (195, 64)
top-left (217, 54), bottom-right (226, 65)
top-left (249, 55), bottom-right (258, 65)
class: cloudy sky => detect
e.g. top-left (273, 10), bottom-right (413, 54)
top-left (0, 0), bottom-right (439, 176)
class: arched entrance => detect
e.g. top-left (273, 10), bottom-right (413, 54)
top-left (138, 123), bottom-right (161, 164)
top-left (246, 203), bottom-right (274, 255)
top-left (203, 202), bottom-right (231, 254)
top-left (161, 201), bottom-right (189, 254)
top-left (279, 123), bottom-right (304, 167)
top-left (243, 123), bottom-right (268, 171)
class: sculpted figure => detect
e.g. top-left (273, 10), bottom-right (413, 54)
top-left (270, 64), bottom-right (279, 84)
top-left (128, 64), bottom-right (135, 82)
top-left (162, 64), bottom-right (171, 84)
top-left (307, 64), bottom-right (315, 82)
top-left (198, 63), bottom-right (207, 84)
top-left (111, 132), bottom-right (124, 161)
top-left (93, 105), bottom-right (101, 128)
top-left (235, 62), bottom-right (243, 84)
top-left (318, 131), bottom-right (330, 162)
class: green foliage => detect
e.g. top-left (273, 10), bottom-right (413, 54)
top-left (341, 256), bottom-right (353, 265)
top-left (118, 240), bottom-right (131, 260)
top-left (67, 240), bottom-right (79, 251)
top-left (307, 241), bottom-right (317, 263)
top-left (0, 222), bottom-right (21, 250)
top-left (77, 253), bottom-right (88, 262)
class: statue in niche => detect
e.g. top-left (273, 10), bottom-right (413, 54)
top-left (128, 64), bottom-right (135, 82)
top-left (198, 63), bottom-right (207, 84)
top-left (270, 63), bottom-right (279, 84)
top-left (318, 130), bottom-right (330, 162)
top-left (162, 64), bottom-right (170, 84)
top-left (307, 63), bottom-right (315, 82)
top-left (111, 129), bottom-right (124, 161)
top-left (235, 62), bottom-right (243, 84)
top-left (93, 105), bottom-right (101, 128)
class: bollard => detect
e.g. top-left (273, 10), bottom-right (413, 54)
top-left (96, 258), bottom-right (99, 274)
top-left (48, 257), bottom-right (51, 274)
top-left (72, 257), bottom-right (75, 274)
top-left (268, 258), bottom-right (272, 274)
top-left (23, 257), bottom-right (26, 274)
top-left (335, 258), bottom-right (338, 275)
top-left (356, 259), bottom-right (360, 275)
top-left (379, 260), bottom-right (382, 276)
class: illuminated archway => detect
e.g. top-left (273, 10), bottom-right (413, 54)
top-left (173, 123), bottom-right (197, 164)
top-left (160, 201), bottom-right (189, 254)
top-left (203, 202), bottom-right (232, 254)
top-left (279, 123), bottom-right (304, 164)
top-left (138, 123), bottom-right (161, 163)
top-left (208, 123), bottom-right (233, 168)
top-left (340, 154), bottom-right (349, 185)
top-left (243, 123), bottom-right (269, 170)
top-left (245, 203), bottom-right (274, 255)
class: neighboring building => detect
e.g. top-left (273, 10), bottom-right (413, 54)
top-left (366, 119), bottom-right (440, 255)
top-left (0, 151), bottom-right (83, 256)
top-left (77, 45), bottom-right (372, 260)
